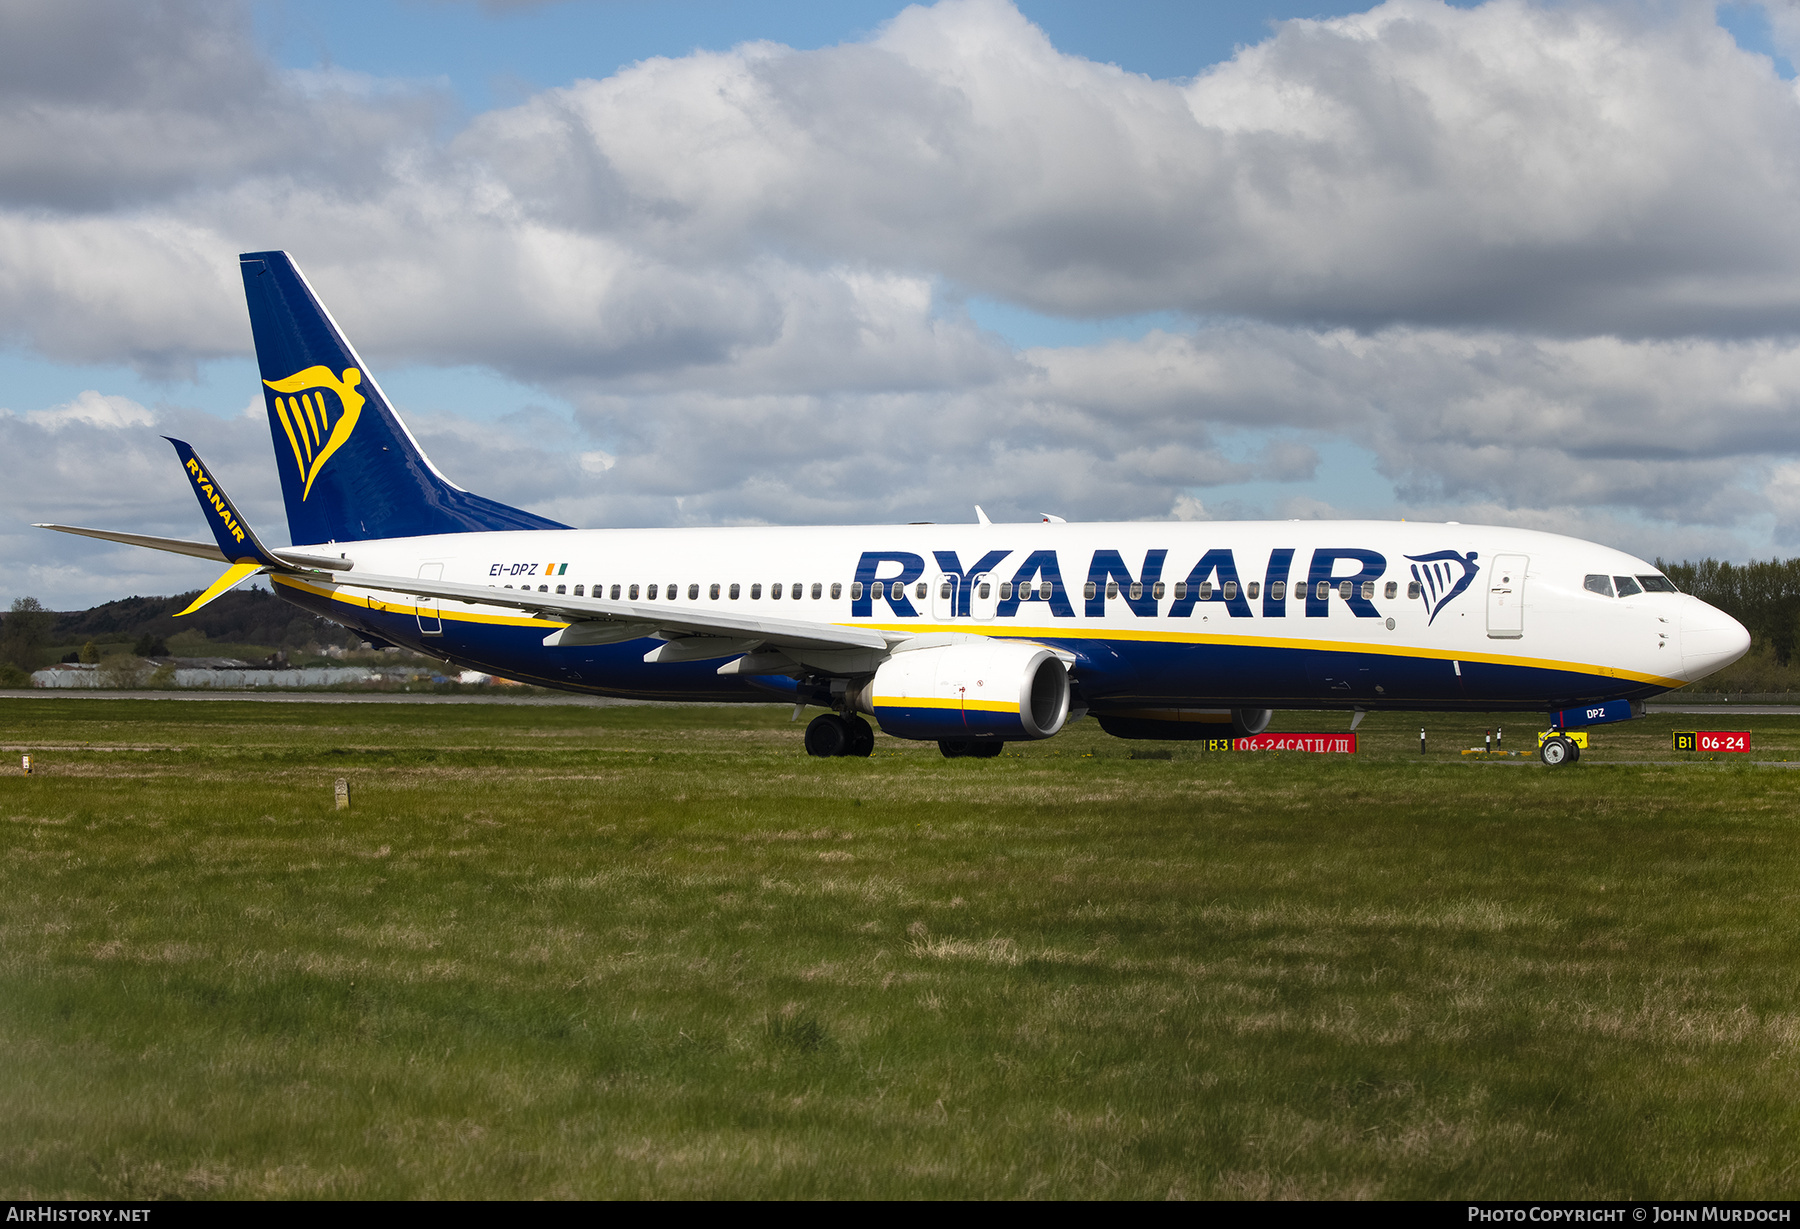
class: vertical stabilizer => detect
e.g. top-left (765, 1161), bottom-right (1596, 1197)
top-left (239, 251), bottom-right (569, 545)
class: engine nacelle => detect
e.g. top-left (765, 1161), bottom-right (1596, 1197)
top-left (854, 640), bottom-right (1071, 742)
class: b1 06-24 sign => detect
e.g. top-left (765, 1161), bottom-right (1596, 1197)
top-left (1674, 731), bottom-right (1750, 753)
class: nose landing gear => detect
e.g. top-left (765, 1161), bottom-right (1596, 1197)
top-left (1539, 735), bottom-right (1581, 766)
top-left (804, 713), bottom-right (875, 757)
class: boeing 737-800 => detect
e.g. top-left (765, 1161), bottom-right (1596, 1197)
top-left (37, 252), bottom-right (1751, 764)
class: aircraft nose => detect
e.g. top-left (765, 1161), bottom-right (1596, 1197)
top-left (1679, 598), bottom-right (1751, 683)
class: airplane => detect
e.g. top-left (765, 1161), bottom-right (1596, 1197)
top-left (37, 251), bottom-right (1751, 766)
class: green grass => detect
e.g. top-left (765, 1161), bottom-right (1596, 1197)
top-left (1, 699), bottom-right (1798, 1198)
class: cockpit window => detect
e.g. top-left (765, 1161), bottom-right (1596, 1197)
top-left (1584, 574), bottom-right (1613, 597)
top-left (1637, 574), bottom-right (1679, 593)
top-left (1613, 576), bottom-right (1643, 597)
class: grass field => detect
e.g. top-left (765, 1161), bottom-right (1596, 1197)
top-left (1, 697), bottom-right (1797, 1199)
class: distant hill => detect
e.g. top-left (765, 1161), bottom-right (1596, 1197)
top-left (50, 588), bottom-right (360, 654)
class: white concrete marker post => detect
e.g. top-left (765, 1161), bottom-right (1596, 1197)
top-left (335, 778), bottom-right (349, 811)
top-left (21, 755), bottom-right (30, 775)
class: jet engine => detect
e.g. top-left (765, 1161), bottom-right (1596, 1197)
top-left (853, 640), bottom-right (1070, 742)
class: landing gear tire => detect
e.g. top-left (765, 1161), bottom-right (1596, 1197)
top-left (846, 716), bottom-right (875, 758)
top-left (1540, 736), bottom-right (1575, 766)
top-left (805, 714), bottom-right (851, 758)
top-left (939, 739), bottom-right (1004, 759)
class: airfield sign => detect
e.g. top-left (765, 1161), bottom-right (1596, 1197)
top-left (1673, 731), bottom-right (1750, 753)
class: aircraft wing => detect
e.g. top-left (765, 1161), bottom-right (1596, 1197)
top-left (307, 568), bottom-right (896, 653)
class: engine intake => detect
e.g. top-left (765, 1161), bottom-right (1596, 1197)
top-left (855, 640), bottom-right (1070, 741)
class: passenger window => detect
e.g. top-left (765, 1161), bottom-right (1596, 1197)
top-left (1223, 581), bottom-right (1238, 600)
top-left (1316, 581), bottom-right (1330, 600)
top-left (812, 583), bottom-right (822, 599)
top-left (539, 584), bottom-right (549, 592)
top-left (751, 584), bottom-right (763, 599)
top-left (939, 581), bottom-right (952, 599)
top-left (689, 583), bottom-right (700, 600)
top-left (1128, 582), bottom-right (1142, 600)
top-left (610, 584), bottom-right (621, 599)
top-left (1271, 580), bottom-right (1286, 601)
top-left (999, 582), bottom-right (1013, 600)
top-left (978, 582), bottom-right (991, 599)
top-left (1614, 576), bottom-right (1642, 597)
top-left (1042, 581), bottom-right (1054, 598)
top-left (770, 583), bottom-right (782, 599)
top-left (628, 584), bottom-right (639, 600)
top-left (1152, 581), bottom-right (1165, 600)
top-left (709, 583), bottom-right (720, 599)
top-left (915, 582), bottom-right (927, 600)
top-left (1106, 581), bottom-right (1119, 599)
top-left (1637, 574), bottom-right (1678, 593)
top-left (1361, 581), bottom-right (1374, 601)
top-left (504, 584), bottom-right (512, 589)
top-left (871, 581), bottom-right (884, 599)
top-left (646, 584), bottom-right (657, 600)
top-left (1383, 581), bottom-right (1396, 599)
top-left (1338, 580), bottom-right (1352, 600)
top-left (1247, 582), bottom-right (1260, 600)
top-left (849, 582), bottom-right (861, 600)
top-left (796, 583), bottom-right (805, 600)
top-left (1198, 581), bottom-right (1213, 600)
top-left (1174, 582), bottom-right (1187, 600)
top-left (1407, 581), bottom-right (1420, 600)
top-left (573, 584), bottom-right (584, 596)
top-left (1084, 582), bottom-right (1098, 600)
top-left (556, 584), bottom-right (567, 594)
top-left (730, 583), bottom-right (741, 599)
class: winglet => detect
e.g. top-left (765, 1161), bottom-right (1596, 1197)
top-left (176, 562), bottom-right (264, 616)
top-left (164, 438), bottom-right (282, 567)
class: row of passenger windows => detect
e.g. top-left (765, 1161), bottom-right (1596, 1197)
top-left (1585, 573), bottom-right (1679, 598)
top-left (498, 577), bottom-right (1421, 602)
top-left (504, 581), bottom-right (843, 600)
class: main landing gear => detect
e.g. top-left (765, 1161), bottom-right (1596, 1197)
top-left (805, 713), bottom-right (875, 758)
top-left (1539, 735), bottom-right (1582, 766)
top-left (938, 739), bottom-right (1003, 759)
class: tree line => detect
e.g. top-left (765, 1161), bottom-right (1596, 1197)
top-left (1656, 557), bottom-right (1800, 665)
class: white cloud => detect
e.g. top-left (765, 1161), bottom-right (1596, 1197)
top-left (20, 390), bottom-right (154, 431)
top-left (6, 0), bottom-right (1800, 609)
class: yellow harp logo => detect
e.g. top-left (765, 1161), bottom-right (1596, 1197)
top-left (264, 366), bottom-right (365, 500)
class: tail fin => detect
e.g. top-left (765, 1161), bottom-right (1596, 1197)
top-left (238, 251), bottom-right (570, 545)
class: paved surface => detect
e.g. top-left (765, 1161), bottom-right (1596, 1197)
top-left (1645, 705), bottom-right (1800, 716)
top-left (0, 689), bottom-right (726, 707)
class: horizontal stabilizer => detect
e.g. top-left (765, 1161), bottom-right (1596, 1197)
top-left (177, 562), bottom-right (264, 616)
top-left (33, 523), bottom-right (352, 572)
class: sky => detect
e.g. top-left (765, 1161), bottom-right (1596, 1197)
top-left (6, 0), bottom-right (1800, 610)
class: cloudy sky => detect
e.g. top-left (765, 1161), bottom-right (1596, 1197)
top-left (5, 0), bottom-right (1800, 610)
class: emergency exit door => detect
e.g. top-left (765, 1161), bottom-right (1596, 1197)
top-left (1486, 554), bottom-right (1526, 639)
top-left (416, 562), bottom-right (443, 636)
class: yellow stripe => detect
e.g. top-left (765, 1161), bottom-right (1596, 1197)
top-left (268, 579), bottom-right (1683, 689)
top-left (873, 696), bottom-right (1019, 713)
top-left (273, 575), bottom-right (568, 628)
top-left (858, 620), bottom-right (1686, 689)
